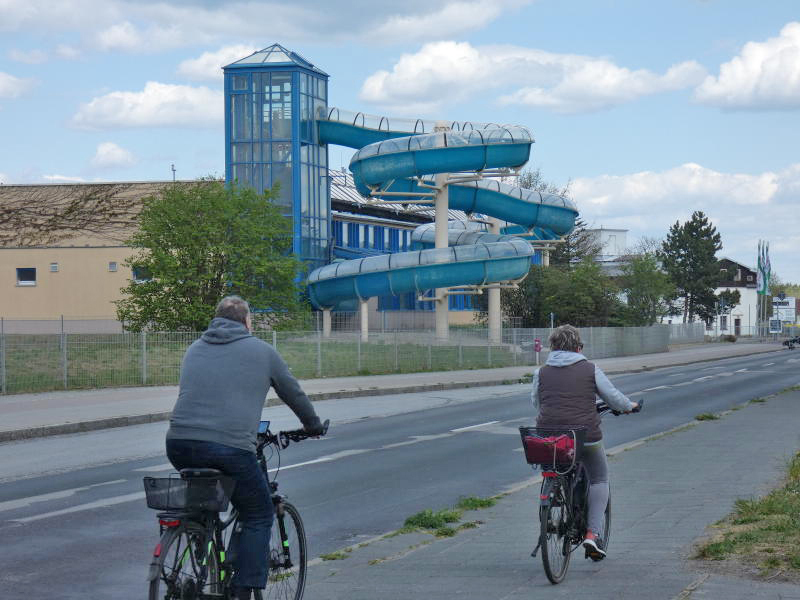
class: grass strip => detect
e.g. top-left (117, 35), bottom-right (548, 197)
top-left (696, 452), bottom-right (800, 578)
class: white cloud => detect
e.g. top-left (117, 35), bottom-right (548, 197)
top-left (91, 142), bottom-right (136, 169)
top-left (0, 0), bottom-right (518, 50)
top-left (55, 44), bottom-right (81, 60)
top-left (177, 44), bottom-right (258, 81)
top-left (0, 71), bottom-right (35, 98)
top-left (0, 173), bottom-right (8, 184)
top-left (695, 22), bottom-right (800, 109)
top-left (570, 163), bottom-right (800, 281)
top-left (360, 41), bottom-right (706, 114)
top-left (71, 81), bottom-right (222, 129)
top-left (43, 174), bottom-right (87, 183)
top-left (9, 48), bottom-right (47, 64)
top-left (369, 0), bottom-right (530, 43)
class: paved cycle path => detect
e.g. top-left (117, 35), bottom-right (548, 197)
top-left (303, 389), bottom-right (800, 600)
top-left (0, 342), bottom-right (783, 442)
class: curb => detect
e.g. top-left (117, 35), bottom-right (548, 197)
top-left (0, 376), bottom-right (531, 444)
top-left (0, 346), bottom-right (785, 444)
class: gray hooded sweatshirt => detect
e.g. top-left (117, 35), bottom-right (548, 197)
top-left (167, 317), bottom-right (321, 452)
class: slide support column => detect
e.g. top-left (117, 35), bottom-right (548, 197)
top-left (322, 308), bottom-right (331, 338)
top-left (360, 299), bottom-right (369, 343)
top-left (488, 217), bottom-right (502, 344)
top-left (434, 169), bottom-right (449, 342)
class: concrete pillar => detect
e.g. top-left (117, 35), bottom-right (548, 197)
top-left (360, 299), bottom-right (369, 343)
top-left (487, 217), bottom-right (502, 344)
top-left (542, 247), bottom-right (550, 267)
top-left (322, 308), bottom-right (331, 338)
top-left (434, 170), bottom-right (450, 342)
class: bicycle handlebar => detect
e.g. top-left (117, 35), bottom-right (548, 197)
top-left (596, 398), bottom-right (644, 417)
top-left (257, 419), bottom-right (330, 452)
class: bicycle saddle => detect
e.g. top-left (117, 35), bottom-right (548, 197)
top-left (180, 468), bottom-right (224, 479)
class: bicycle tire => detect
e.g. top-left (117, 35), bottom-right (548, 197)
top-left (262, 499), bottom-right (307, 600)
top-left (540, 485), bottom-right (571, 584)
top-left (148, 521), bottom-right (221, 600)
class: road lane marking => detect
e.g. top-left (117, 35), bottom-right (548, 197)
top-left (764, 363), bottom-right (775, 366)
top-left (735, 368), bottom-right (748, 373)
top-left (267, 456), bottom-right (334, 473)
top-left (451, 421), bottom-right (499, 432)
top-left (642, 386), bottom-right (669, 392)
top-left (0, 479), bottom-right (126, 514)
top-left (668, 373), bottom-right (685, 377)
top-left (11, 492), bottom-right (145, 523)
top-left (133, 463), bottom-right (174, 473)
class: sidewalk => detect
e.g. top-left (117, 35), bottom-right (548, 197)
top-left (303, 388), bottom-right (800, 600)
top-left (0, 342), bottom-right (784, 443)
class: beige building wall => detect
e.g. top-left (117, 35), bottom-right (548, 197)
top-left (0, 243), bottom-right (136, 319)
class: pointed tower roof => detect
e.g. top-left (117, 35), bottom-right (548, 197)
top-left (224, 43), bottom-right (328, 75)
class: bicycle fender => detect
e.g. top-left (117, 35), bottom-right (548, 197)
top-left (539, 478), bottom-right (556, 507)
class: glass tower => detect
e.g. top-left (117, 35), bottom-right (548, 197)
top-left (223, 44), bottom-right (330, 268)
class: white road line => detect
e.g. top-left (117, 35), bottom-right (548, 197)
top-left (764, 363), bottom-right (775, 366)
top-left (668, 373), bottom-right (685, 377)
top-left (642, 386), bottom-right (669, 392)
top-left (628, 391), bottom-right (644, 397)
top-left (12, 492), bottom-right (145, 523)
top-left (133, 463), bottom-right (174, 473)
top-left (267, 457), bottom-right (333, 473)
top-left (451, 421), bottom-right (499, 433)
top-left (0, 479), bottom-right (126, 514)
top-left (735, 368), bottom-right (748, 373)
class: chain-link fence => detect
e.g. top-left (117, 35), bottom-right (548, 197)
top-left (0, 324), bottom-right (677, 395)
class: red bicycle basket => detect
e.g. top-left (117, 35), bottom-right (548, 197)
top-left (518, 427), bottom-right (586, 468)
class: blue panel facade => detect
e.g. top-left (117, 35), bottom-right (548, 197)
top-left (224, 46), bottom-right (330, 271)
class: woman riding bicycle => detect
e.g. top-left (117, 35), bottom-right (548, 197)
top-left (531, 325), bottom-right (638, 560)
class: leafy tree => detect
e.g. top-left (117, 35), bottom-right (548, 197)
top-left (548, 217), bottom-right (603, 266)
top-left (116, 181), bottom-right (303, 331)
top-left (618, 253), bottom-right (676, 326)
top-left (659, 211), bottom-right (723, 323)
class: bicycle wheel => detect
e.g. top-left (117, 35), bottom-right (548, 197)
top-left (540, 486), bottom-right (572, 584)
top-left (262, 499), bottom-right (307, 600)
top-left (148, 522), bottom-right (221, 600)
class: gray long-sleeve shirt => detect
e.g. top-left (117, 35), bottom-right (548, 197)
top-left (531, 350), bottom-right (635, 419)
top-left (167, 317), bottom-right (321, 452)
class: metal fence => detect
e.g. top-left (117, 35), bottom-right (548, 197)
top-left (0, 325), bottom-right (674, 395)
top-left (666, 322), bottom-right (706, 344)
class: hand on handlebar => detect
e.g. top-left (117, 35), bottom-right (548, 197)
top-left (303, 418), bottom-right (329, 437)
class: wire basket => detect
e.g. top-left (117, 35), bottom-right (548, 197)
top-left (518, 426), bottom-right (586, 471)
top-left (143, 474), bottom-right (235, 512)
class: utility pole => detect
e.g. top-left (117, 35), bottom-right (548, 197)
top-left (171, 163), bottom-right (176, 182)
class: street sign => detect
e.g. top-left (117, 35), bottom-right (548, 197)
top-left (772, 296), bottom-right (796, 323)
top-left (769, 319), bottom-right (782, 334)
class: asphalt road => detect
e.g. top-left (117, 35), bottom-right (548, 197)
top-left (0, 350), bottom-right (798, 598)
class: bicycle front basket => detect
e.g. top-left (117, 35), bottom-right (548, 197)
top-left (143, 474), bottom-right (235, 512)
top-left (518, 426), bottom-right (586, 470)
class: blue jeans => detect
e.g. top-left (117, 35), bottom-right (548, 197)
top-left (166, 439), bottom-right (274, 589)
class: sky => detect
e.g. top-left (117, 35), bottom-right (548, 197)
top-left (1, 0), bottom-right (798, 282)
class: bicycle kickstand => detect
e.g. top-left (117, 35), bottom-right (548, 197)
top-left (530, 537), bottom-right (542, 558)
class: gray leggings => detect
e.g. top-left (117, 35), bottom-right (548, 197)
top-left (582, 441), bottom-right (609, 535)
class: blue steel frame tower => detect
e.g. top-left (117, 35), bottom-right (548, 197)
top-left (223, 44), bottom-right (330, 270)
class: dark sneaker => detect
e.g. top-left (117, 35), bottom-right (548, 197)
top-left (583, 533), bottom-right (606, 561)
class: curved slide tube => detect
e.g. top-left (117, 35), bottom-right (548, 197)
top-left (308, 111), bottom-right (578, 309)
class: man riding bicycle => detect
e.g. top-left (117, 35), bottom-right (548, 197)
top-left (531, 325), bottom-right (637, 560)
top-left (166, 295), bottom-right (325, 600)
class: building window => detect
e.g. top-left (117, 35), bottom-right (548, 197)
top-left (108, 262), bottom-right (118, 272)
top-left (720, 315), bottom-right (728, 331)
top-left (132, 266), bottom-right (151, 283)
top-left (16, 267), bottom-right (36, 286)
top-left (50, 262), bottom-right (59, 272)
top-left (747, 275), bottom-right (753, 282)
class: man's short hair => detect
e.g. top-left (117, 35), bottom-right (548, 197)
top-left (215, 295), bottom-right (250, 325)
top-left (548, 324), bottom-right (583, 352)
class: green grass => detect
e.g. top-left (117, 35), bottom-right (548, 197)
top-left (456, 495), bottom-right (497, 510)
top-left (750, 397), bottom-right (768, 404)
top-left (696, 452), bottom-right (800, 577)
top-left (403, 508), bottom-right (462, 530)
top-left (319, 551), bottom-right (349, 561)
top-left (1, 331), bottom-right (519, 394)
top-left (695, 412), bottom-right (720, 421)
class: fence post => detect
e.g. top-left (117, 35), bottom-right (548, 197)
top-left (357, 334), bottom-right (362, 372)
top-left (394, 330), bottom-right (399, 372)
top-left (487, 338), bottom-right (492, 367)
top-left (316, 330), bottom-right (322, 378)
top-left (272, 331), bottom-right (277, 349)
top-left (61, 316), bottom-right (68, 390)
top-left (428, 341), bottom-right (432, 370)
top-left (0, 317), bottom-right (5, 395)
top-left (458, 343), bottom-right (463, 368)
top-left (512, 328), bottom-right (517, 366)
top-left (141, 331), bottom-right (148, 385)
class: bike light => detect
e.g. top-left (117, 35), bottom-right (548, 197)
top-left (159, 519), bottom-right (181, 527)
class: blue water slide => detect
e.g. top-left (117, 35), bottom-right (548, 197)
top-left (308, 110), bottom-right (578, 309)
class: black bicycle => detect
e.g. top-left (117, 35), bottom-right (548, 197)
top-left (520, 400), bottom-right (642, 584)
top-left (144, 419), bottom-right (329, 600)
